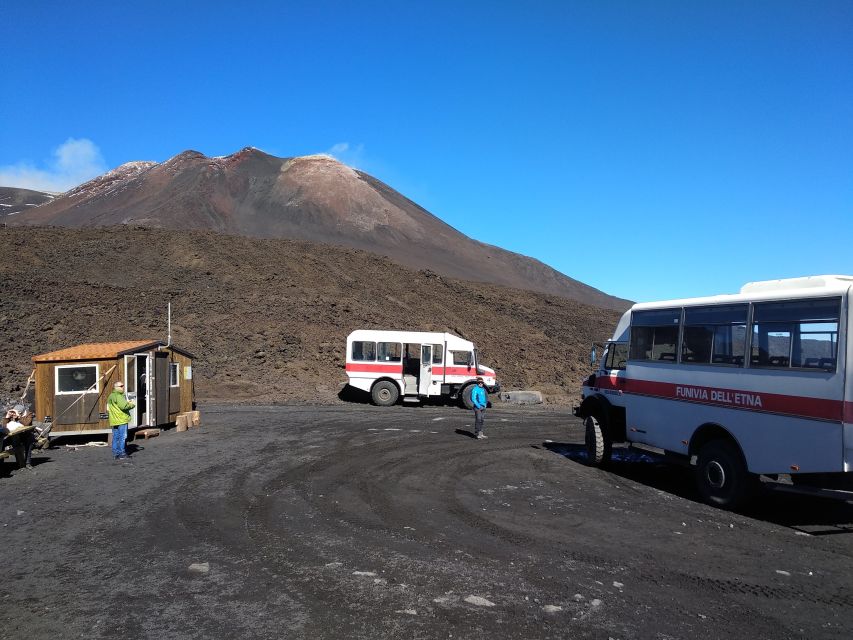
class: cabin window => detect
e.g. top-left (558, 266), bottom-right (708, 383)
top-left (432, 344), bottom-right (443, 365)
top-left (751, 298), bottom-right (840, 371)
top-left (629, 308), bottom-right (680, 362)
top-left (451, 350), bottom-right (472, 366)
top-left (169, 362), bottom-right (180, 387)
top-left (55, 364), bottom-right (99, 395)
top-left (682, 304), bottom-right (748, 366)
top-left (351, 341), bottom-right (376, 361)
top-left (377, 342), bottom-right (402, 362)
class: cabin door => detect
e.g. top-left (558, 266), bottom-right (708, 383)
top-left (123, 355), bottom-right (138, 429)
top-left (419, 345), bottom-right (433, 396)
top-left (134, 353), bottom-right (152, 427)
top-left (155, 352), bottom-right (169, 425)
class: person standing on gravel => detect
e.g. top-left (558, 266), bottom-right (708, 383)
top-left (108, 381), bottom-right (134, 461)
top-left (472, 377), bottom-right (488, 439)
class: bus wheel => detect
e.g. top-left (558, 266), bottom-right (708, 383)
top-left (584, 415), bottom-right (612, 467)
top-left (695, 440), bottom-right (753, 509)
top-left (371, 381), bottom-right (399, 407)
top-left (460, 384), bottom-right (475, 410)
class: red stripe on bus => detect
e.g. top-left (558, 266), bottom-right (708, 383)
top-left (434, 366), bottom-right (483, 376)
top-left (346, 363), bottom-right (494, 379)
top-left (595, 375), bottom-right (844, 422)
top-left (346, 363), bottom-right (403, 373)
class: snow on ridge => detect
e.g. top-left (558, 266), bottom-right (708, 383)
top-left (120, 161), bottom-right (158, 171)
top-left (63, 160), bottom-right (157, 198)
top-left (281, 154), bottom-right (355, 177)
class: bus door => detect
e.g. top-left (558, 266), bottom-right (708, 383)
top-left (419, 345), bottom-right (433, 395)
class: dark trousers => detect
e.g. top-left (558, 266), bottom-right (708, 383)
top-left (473, 408), bottom-right (485, 434)
top-left (6, 432), bottom-right (34, 467)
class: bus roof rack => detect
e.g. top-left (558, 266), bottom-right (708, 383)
top-left (740, 275), bottom-right (853, 295)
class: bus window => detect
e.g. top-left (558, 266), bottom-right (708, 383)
top-left (751, 298), bottom-right (840, 370)
top-left (630, 308), bottom-right (680, 362)
top-left (378, 342), bottom-right (402, 362)
top-left (683, 304), bottom-right (748, 365)
top-left (795, 323), bottom-right (837, 369)
top-left (451, 350), bottom-right (472, 366)
top-left (605, 343), bottom-right (628, 370)
top-left (352, 341), bottom-right (376, 361)
top-left (713, 325), bottom-right (747, 366)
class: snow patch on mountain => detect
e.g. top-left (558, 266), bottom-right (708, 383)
top-left (64, 161), bottom-right (157, 199)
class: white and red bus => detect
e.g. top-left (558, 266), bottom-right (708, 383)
top-left (576, 275), bottom-right (853, 508)
top-left (345, 330), bottom-right (499, 407)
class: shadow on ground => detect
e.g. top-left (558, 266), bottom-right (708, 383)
top-left (541, 442), bottom-right (853, 536)
top-left (455, 428), bottom-right (477, 439)
top-left (337, 383), bottom-right (480, 410)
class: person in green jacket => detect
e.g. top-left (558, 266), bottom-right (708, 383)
top-left (108, 381), bottom-right (135, 460)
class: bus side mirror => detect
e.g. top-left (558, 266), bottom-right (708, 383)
top-left (590, 346), bottom-right (597, 366)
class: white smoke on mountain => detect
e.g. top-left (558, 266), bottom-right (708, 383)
top-left (0, 138), bottom-right (107, 193)
top-left (325, 142), bottom-right (365, 168)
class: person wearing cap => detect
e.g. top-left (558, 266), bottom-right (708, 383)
top-left (471, 377), bottom-right (488, 439)
top-left (107, 381), bottom-right (135, 461)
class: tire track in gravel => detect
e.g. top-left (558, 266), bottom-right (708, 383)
top-left (205, 416), bottom-right (601, 636)
top-left (63, 406), bottom-right (853, 639)
top-left (207, 418), bottom-right (660, 640)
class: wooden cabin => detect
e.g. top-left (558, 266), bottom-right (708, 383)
top-left (32, 340), bottom-right (195, 437)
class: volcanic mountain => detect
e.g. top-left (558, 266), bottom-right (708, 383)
top-left (0, 186), bottom-right (56, 216)
top-left (12, 147), bottom-right (628, 310)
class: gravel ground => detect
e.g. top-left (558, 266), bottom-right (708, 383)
top-left (2, 404), bottom-right (852, 639)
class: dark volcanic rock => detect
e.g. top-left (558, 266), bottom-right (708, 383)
top-left (0, 186), bottom-right (56, 217)
top-left (0, 227), bottom-right (619, 404)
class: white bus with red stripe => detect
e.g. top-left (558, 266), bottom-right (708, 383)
top-left (576, 275), bottom-right (853, 508)
top-left (345, 330), bottom-right (498, 408)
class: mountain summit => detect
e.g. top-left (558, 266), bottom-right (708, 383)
top-left (12, 147), bottom-right (628, 309)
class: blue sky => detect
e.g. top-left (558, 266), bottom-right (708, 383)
top-left (1, 1), bottom-right (851, 302)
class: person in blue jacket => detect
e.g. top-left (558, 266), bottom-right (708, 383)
top-left (471, 377), bottom-right (488, 439)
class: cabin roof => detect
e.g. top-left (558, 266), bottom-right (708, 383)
top-left (32, 340), bottom-right (195, 363)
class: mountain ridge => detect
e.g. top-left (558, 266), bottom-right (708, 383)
top-left (9, 147), bottom-right (629, 310)
top-left (0, 186), bottom-right (57, 216)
